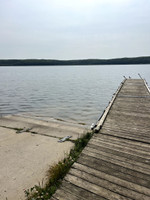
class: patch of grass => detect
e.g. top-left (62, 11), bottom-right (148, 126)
top-left (0, 125), bottom-right (24, 133)
top-left (15, 128), bottom-right (24, 133)
top-left (78, 122), bottom-right (86, 125)
top-left (25, 131), bottom-right (93, 200)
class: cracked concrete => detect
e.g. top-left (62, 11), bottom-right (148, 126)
top-left (0, 114), bottom-right (87, 200)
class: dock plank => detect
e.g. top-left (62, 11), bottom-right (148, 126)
top-left (68, 168), bottom-right (150, 200)
top-left (84, 145), bottom-right (150, 169)
top-left (65, 174), bottom-right (132, 200)
top-left (73, 162), bottom-right (150, 196)
top-left (61, 180), bottom-right (105, 200)
top-left (77, 155), bottom-right (150, 187)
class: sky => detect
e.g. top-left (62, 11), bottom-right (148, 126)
top-left (0, 0), bottom-right (150, 59)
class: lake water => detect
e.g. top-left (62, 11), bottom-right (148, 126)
top-left (0, 65), bottom-right (150, 126)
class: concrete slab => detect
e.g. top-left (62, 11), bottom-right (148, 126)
top-left (0, 115), bottom-right (86, 139)
top-left (0, 115), bottom-right (86, 200)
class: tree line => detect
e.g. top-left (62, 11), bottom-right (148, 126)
top-left (0, 56), bottom-right (150, 66)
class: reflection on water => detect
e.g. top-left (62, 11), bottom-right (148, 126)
top-left (0, 65), bottom-right (150, 125)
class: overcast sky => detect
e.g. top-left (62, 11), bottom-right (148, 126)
top-left (0, 0), bottom-right (150, 59)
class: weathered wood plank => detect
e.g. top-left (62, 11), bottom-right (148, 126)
top-left (101, 127), bottom-right (150, 139)
top-left (73, 162), bottom-right (150, 196)
top-left (92, 135), bottom-right (150, 152)
top-left (100, 130), bottom-right (150, 144)
top-left (82, 148), bottom-right (150, 175)
top-left (77, 155), bottom-right (150, 186)
top-left (104, 117), bottom-right (150, 128)
top-left (53, 187), bottom-right (81, 200)
top-left (69, 167), bottom-right (150, 200)
top-left (90, 137), bottom-right (150, 156)
top-left (84, 145), bottom-right (150, 170)
top-left (93, 134), bottom-right (150, 148)
top-left (87, 143), bottom-right (150, 164)
top-left (65, 174), bottom-right (132, 200)
top-left (89, 139), bottom-right (150, 158)
top-left (61, 180), bottom-right (105, 200)
top-left (108, 110), bottom-right (150, 119)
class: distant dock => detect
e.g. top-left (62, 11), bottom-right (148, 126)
top-left (51, 79), bottom-right (150, 200)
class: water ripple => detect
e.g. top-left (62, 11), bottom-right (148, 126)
top-left (0, 65), bottom-right (150, 125)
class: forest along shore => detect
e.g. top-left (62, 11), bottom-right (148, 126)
top-left (0, 56), bottom-right (150, 66)
top-left (0, 114), bottom-right (86, 200)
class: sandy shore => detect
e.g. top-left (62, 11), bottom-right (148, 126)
top-left (0, 115), bottom-right (86, 200)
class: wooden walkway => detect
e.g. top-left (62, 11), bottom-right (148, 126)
top-left (51, 79), bottom-right (150, 200)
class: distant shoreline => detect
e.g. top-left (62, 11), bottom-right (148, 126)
top-left (0, 56), bottom-right (150, 66)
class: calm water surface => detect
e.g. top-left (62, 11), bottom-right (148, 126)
top-left (0, 65), bottom-right (150, 125)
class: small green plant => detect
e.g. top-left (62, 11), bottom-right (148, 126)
top-left (25, 131), bottom-right (93, 200)
top-left (15, 128), bottom-right (24, 133)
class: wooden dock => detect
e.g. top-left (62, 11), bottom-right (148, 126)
top-left (51, 79), bottom-right (150, 200)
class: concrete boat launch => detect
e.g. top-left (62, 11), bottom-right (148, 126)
top-left (0, 115), bottom-right (86, 200)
